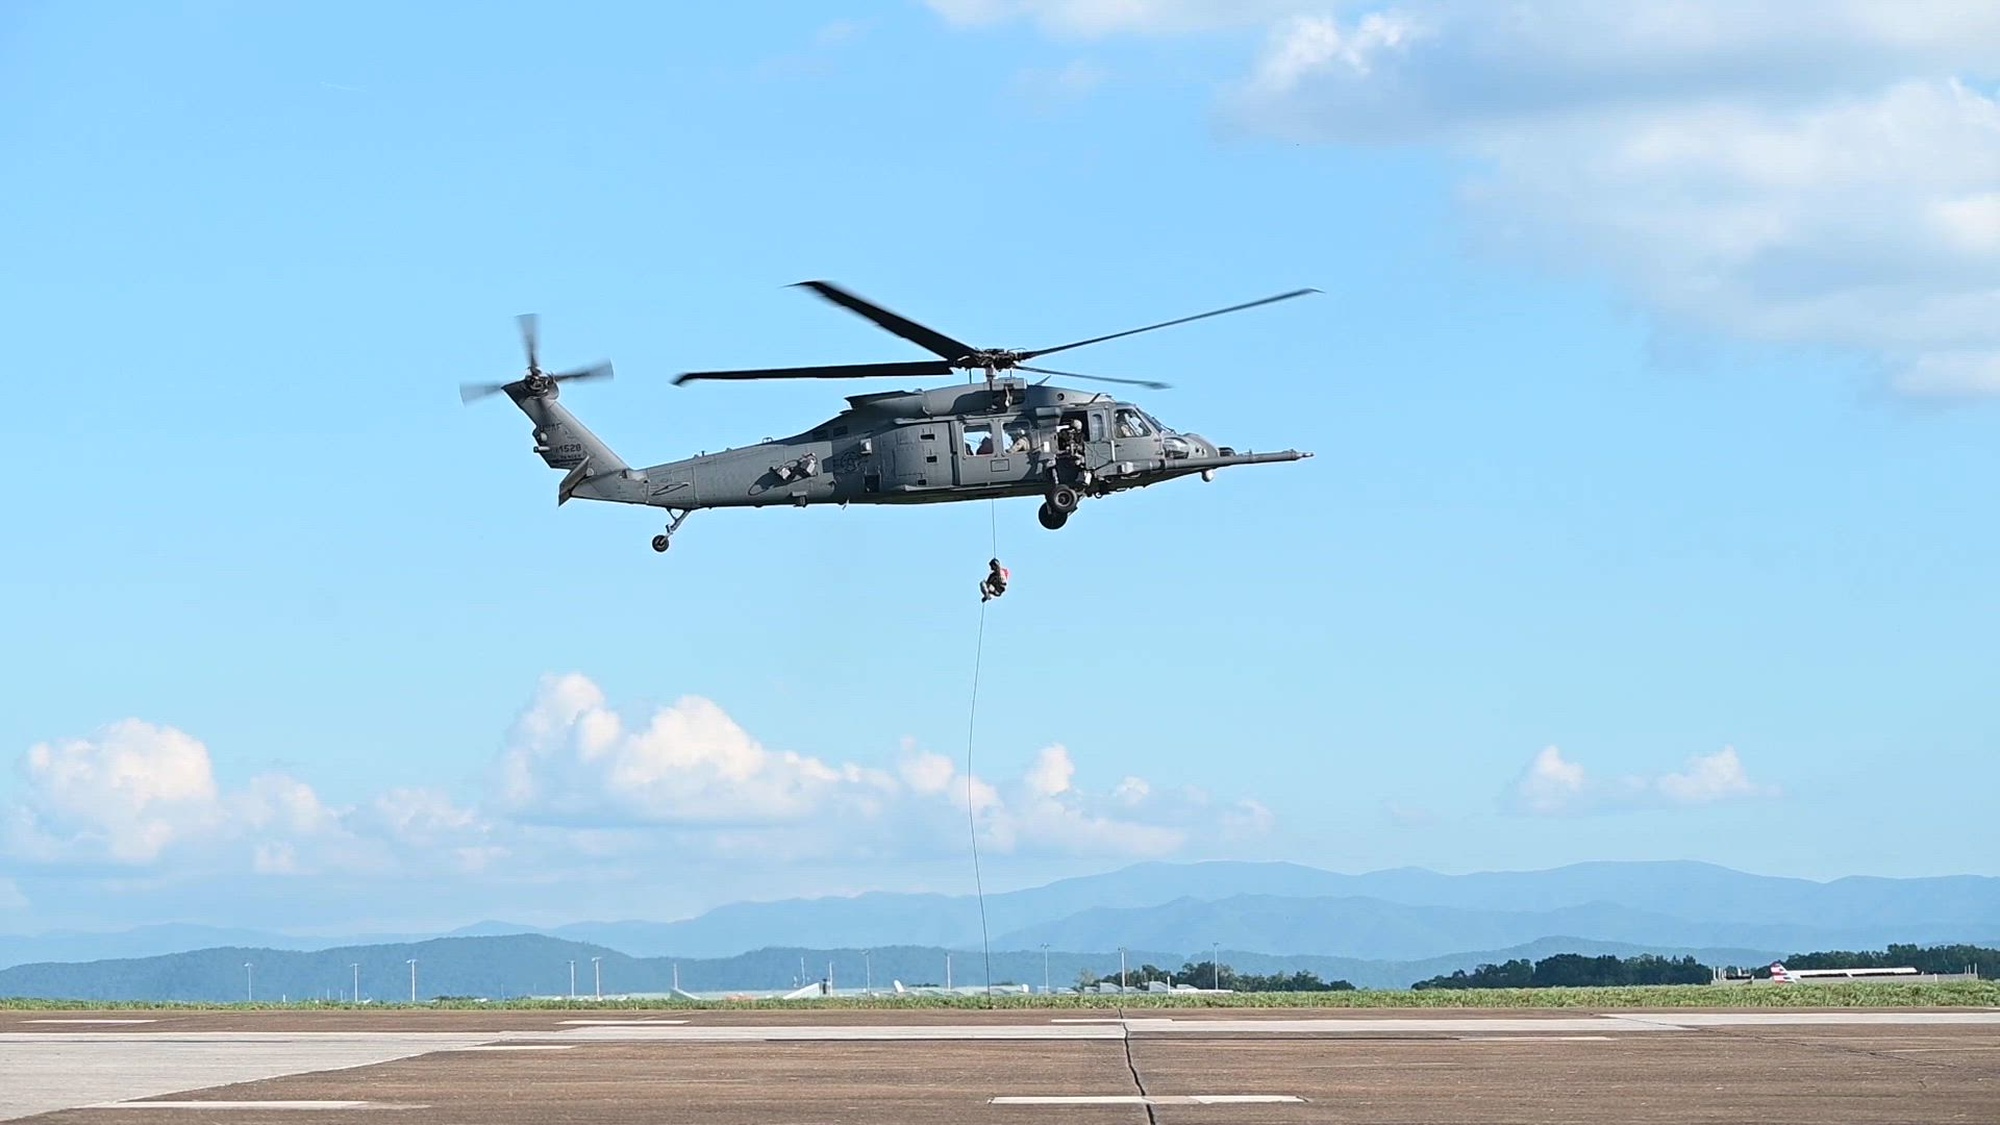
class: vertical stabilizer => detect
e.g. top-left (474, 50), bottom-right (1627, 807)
top-left (460, 312), bottom-right (648, 506)
top-left (503, 381), bottom-right (648, 505)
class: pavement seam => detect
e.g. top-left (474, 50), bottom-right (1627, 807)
top-left (1116, 1007), bottom-right (1159, 1125)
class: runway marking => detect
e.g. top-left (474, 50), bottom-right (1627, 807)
top-left (553, 1025), bottom-right (1127, 1041)
top-left (1626, 1012), bottom-right (2000, 1028)
top-left (24, 1019), bottom-right (158, 1025)
top-left (1455, 1035), bottom-right (1616, 1042)
top-left (455, 1044), bottom-right (578, 1051)
top-left (556, 1019), bottom-right (688, 1026)
top-left (992, 1088), bottom-right (1304, 1096)
top-left (84, 1101), bottom-right (404, 1110)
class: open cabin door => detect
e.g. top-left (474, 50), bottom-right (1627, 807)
top-left (956, 417), bottom-right (1032, 488)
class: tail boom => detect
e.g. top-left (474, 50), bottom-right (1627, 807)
top-left (506, 383), bottom-right (649, 506)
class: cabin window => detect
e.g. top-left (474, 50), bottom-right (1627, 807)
top-left (1002, 422), bottom-right (1030, 453)
top-left (832, 425), bottom-right (848, 437)
top-left (810, 428), bottom-right (828, 440)
top-left (964, 423), bottom-right (994, 456)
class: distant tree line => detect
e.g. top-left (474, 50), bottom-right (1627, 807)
top-left (1077, 960), bottom-right (1354, 992)
top-left (1412, 953), bottom-right (1711, 990)
top-left (1774, 944), bottom-right (1997, 979)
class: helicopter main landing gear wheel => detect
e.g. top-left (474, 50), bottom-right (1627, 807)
top-left (1047, 484), bottom-right (1079, 514)
top-left (1038, 503), bottom-right (1068, 530)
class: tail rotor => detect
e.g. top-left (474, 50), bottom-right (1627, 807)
top-left (460, 313), bottom-right (614, 404)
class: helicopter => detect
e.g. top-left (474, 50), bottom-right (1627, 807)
top-left (459, 281), bottom-right (1316, 552)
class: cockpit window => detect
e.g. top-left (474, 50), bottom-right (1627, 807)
top-left (1114, 409), bottom-right (1153, 439)
top-left (1140, 410), bottom-right (1170, 434)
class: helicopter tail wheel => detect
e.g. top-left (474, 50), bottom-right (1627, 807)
top-left (651, 534), bottom-right (671, 553)
top-left (1048, 484), bottom-right (1079, 514)
top-left (1038, 502), bottom-right (1068, 530)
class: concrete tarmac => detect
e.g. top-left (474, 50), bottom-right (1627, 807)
top-left (4, 1007), bottom-right (1996, 1123)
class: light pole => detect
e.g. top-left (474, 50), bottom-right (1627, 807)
top-left (592, 956), bottom-right (602, 999)
top-left (1119, 948), bottom-right (1127, 991)
top-left (863, 950), bottom-right (872, 995)
top-left (351, 963), bottom-right (359, 1004)
top-left (407, 959), bottom-right (417, 1003)
top-left (1041, 944), bottom-right (1050, 994)
top-left (568, 960), bottom-right (576, 999)
top-left (244, 962), bottom-right (253, 1003)
top-left (1212, 942), bottom-right (1220, 990)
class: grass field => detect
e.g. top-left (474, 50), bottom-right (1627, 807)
top-left (3, 981), bottom-right (1995, 1011)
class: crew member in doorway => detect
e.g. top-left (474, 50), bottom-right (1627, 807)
top-left (979, 558), bottom-right (1009, 602)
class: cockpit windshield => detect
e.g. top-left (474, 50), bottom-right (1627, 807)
top-left (1140, 410), bottom-right (1172, 434)
top-left (1113, 408), bottom-right (1155, 439)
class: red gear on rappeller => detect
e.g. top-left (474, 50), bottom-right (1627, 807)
top-left (979, 558), bottom-right (1009, 602)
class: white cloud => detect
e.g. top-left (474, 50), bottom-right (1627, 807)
top-left (1505, 744), bottom-right (1777, 816)
top-left (897, 744), bottom-right (958, 796)
top-left (1220, 796), bottom-right (1276, 839)
top-left (1656, 746), bottom-right (1766, 804)
top-left (495, 672), bottom-right (900, 828)
top-left (3, 675), bottom-right (1269, 901)
top-left (4, 719), bottom-right (359, 871)
top-left (931, 1), bottom-right (2000, 395)
top-left (1025, 744), bottom-right (1077, 797)
top-left (1112, 776), bottom-right (1151, 805)
top-left (492, 677), bottom-right (1256, 862)
top-left (1511, 745), bottom-right (1588, 817)
top-left (926, 0), bottom-right (1306, 37)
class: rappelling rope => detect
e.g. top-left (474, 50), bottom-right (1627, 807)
top-left (964, 497), bottom-right (999, 1005)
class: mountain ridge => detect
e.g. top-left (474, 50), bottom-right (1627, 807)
top-left (0, 932), bottom-right (1796, 999)
top-left (6, 859), bottom-right (1995, 969)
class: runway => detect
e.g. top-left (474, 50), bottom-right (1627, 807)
top-left (4, 1007), bottom-right (1996, 1123)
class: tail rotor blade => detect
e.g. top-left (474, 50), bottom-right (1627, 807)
top-left (460, 381), bottom-right (507, 404)
top-left (517, 312), bottom-right (540, 372)
top-left (1018, 365), bottom-right (1171, 390)
top-left (553, 361), bottom-right (613, 385)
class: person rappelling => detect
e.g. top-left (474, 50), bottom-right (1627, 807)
top-left (979, 558), bottom-right (1009, 602)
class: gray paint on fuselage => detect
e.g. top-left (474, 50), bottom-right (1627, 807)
top-left (530, 375), bottom-right (1303, 517)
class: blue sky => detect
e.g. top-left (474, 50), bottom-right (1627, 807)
top-left (4, 1), bottom-right (1998, 934)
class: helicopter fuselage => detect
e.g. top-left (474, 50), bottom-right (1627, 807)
top-left (484, 282), bottom-right (1318, 550)
top-left (623, 379), bottom-right (1306, 513)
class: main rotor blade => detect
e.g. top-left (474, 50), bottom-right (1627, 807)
top-left (673, 359), bottom-right (954, 386)
top-left (517, 312), bottom-right (540, 372)
top-left (791, 281), bottom-right (979, 363)
top-left (1019, 288), bottom-right (1320, 361)
top-left (1018, 365), bottom-right (1171, 390)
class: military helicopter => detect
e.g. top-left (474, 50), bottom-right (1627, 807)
top-left (460, 282), bottom-right (1316, 552)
